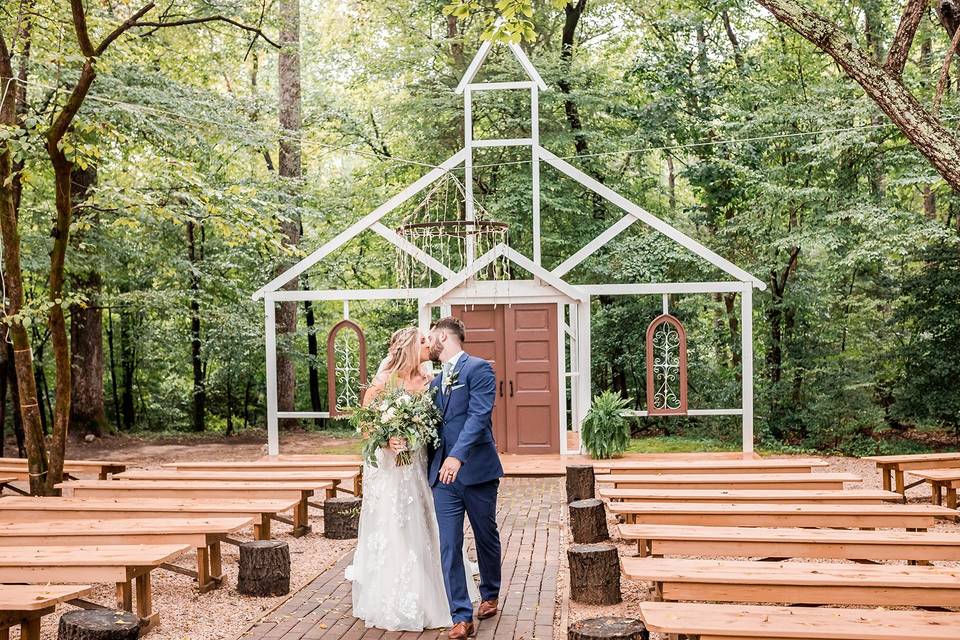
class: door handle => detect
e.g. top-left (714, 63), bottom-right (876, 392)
top-left (499, 380), bottom-right (504, 398)
top-left (509, 380), bottom-right (514, 397)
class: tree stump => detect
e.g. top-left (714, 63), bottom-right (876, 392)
top-left (324, 496), bottom-right (361, 539)
top-left (568, 617), bottom-right (647, 640)
top-left (568, 544), bottom-right (621, 605)
top-left (58, 610), bottom-right (140, 640)
top-left (237, 540), bottom-right (290, 596)
top-left (566, 465), bottom-right (595, 503)
top-left (569, 498), bottom-right (609, 543)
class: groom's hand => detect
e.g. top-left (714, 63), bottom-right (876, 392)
top-left (439, 456), bottom-right (462, 485)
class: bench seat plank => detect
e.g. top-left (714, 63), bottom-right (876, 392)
top-left (904, 469), bottom-right (960, 508)
top-left (596, 473), bottom-right (861, 490)
top-left (116, 469), bottom-right (360, 496)
top-left (619, 523), bottom-right (960, 561)
top-left (622, 557), bottom-right (960, 607)
top-left (0, 458), bottom-right (125, 480)
top-left (164, 460), bottom-right (362, 471)
top-left (601, 458), bottom-right (827, 475)
top-left (609, 502), bottom-right (956, 528)
top-left (640, 602), bottom-right (960, 640)
top-left (0, 585), bottom-right (94, 640)
top-left (599, 488), bottom-right (900, 503)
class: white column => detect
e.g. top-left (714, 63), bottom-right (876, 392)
top-left (418, 301), bottom-right (432, 334)
top-left (441, 304), bottom-right (452, 317)
top-left (531, 85), bottom-right (541, 266)
top-left (576, 299), bottom-right (592, 443)
top-left (741, 287), bottom-right (754, 454)
top-left (343, 300), bottom-right (350, 320)
top-left (264, 298), bottom-right (279, 456)
top-left (557, 302), bottom-right (567, 454)
top-left (464, 88), bottom-right (475, 264)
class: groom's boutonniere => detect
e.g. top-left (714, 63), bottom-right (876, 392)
top-left (443, 369), bottom-right (461, 394)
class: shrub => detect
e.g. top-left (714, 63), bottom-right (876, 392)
top-left (581, 390), bottom-right (632, 459)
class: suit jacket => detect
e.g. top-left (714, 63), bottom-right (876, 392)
top-left (428, 353), bottom-right (504, 487)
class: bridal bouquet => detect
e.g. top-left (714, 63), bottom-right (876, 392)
top-left (350, 386), bottom-right (443, 467)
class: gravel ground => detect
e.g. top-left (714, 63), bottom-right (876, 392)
top-left (16, 509), bottom-right (355, 640)
top-left (560, 455), bottom-right (960, 640)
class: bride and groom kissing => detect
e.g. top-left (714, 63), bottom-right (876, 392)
top-left (346, 317), bottom-right (503, 638)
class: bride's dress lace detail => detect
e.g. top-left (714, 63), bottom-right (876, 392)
top-left (346, 444), bottom-right (477, 631)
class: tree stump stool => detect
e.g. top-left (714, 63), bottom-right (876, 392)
top-left (237, 540), bottom-right (290, 596)
top-left (566, 465), bottom-right (596, 503)
top-left (568, 617), bottom-right (647, 640)
top-left (568, 544), bottom-right (621, 605)
top-left (58, 610), bottom-right (140, 640)
top-left (324, 496), bottom-right (361, 539)
top-left (569, 498), bottom-right (609, 543)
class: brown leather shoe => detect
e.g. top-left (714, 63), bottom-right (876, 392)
top-left (477, 599), bottom-right (498, 620)
top-left (448, 621), bottom-right (475, 639)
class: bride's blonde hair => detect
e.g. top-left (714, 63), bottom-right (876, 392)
top-left (380, 327), bottom-right (424, 381)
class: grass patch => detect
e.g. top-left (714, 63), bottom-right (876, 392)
top-left (627, 436), bottom-right (742, 454)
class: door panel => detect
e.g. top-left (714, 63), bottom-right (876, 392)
top-left (504, 304), bottom-right (559, 454)
top-left (452, 306), bottom-right (507, 452)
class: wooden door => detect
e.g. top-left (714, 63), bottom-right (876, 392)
top-left (453, 305), bottom-right (507, 451)
top-left (454, 303), bottom-right (559, 454)
top-left (504, 305), bottom-right (559, 454)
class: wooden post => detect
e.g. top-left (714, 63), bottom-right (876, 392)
top-left (57, 610), bottom-right (140, 640)
top-left (569, 498), bottom-right (608, 543)
top-left (568, 543), bottom-right (621, 605)
top-left (568, 617), bottom-right (647, 640)
top-left (324, 496), bottom-right (362, 539)
top-left (238, 541), bottom-right (291, 596)
top-left (566, 465), bottom-right (595, 502)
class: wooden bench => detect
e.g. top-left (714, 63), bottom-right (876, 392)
top-left (639, 602), bottom-right (960, 640)
top-left (907, 469), bottom-right (960, 508)
top-left (116, 469), bottom-right (360, 498)
top-left (622, 557), bottom-right (960, 607)
top-left (0, 517), bottom-right (252, 593)
top-left (0, 496), bottom-right (298, 539)
top-left (599, 488), bottom-right (903, 503)
top-left (0, 584), bottom-right (93, 640)
top-left (619, 523), bottom-right (960, 561)
top-left (599, 458), bottom-right (827, 475)
top-left (0, 544), bottom-right (191, 632)
top-left (56, 480), bottom-right (332, 536)
top-left (864, 452), bottom-right (960, 495)
top-left (0, 457), bottom-right (126, 480)
top-left (161, 461), bottom-right (364, 494)
top-left (596, 472), bottom-right (862, 491)
top-left (609, 501), bottom-right (957, 529)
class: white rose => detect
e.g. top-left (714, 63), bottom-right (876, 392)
top-left (381, 408), bottom-right (395, 423)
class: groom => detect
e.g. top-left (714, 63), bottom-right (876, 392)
top-left (427, 317), bottom-right (504, 639)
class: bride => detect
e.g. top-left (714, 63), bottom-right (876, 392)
top-left (345, 327), bottom-right (478, 631)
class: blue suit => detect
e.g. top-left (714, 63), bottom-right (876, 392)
top-left (429, 353), bottom-right (504, 623)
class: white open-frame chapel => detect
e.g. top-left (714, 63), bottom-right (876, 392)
top-left (254, 40), bottom-right (766, 457)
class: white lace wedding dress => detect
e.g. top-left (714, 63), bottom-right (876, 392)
top-left (345, 444), bottom-right (479, 631)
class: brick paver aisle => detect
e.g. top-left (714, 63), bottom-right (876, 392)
top-left (240, 477), bottom-right (563, 640)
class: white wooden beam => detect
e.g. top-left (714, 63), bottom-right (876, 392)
top-left (467, 81), bottom-right (533, 91)
top-left (252, 148), bottom-right (466, 299)
top-left (266, 288), bottom-right (431, 302)
top-left (371, 222), bottom-right (455, 279)
top-left (264, 300), bottom-right (279, 456)
top-left (552, 214), bottom-right (636, 277)
top-left (455, 40), bottom-right (493, 94)
top-left (538, 147), bottom-right (766, 289)
top-left (622, 408), bottom-right (744, 417)
top-left (531, 84), bottom-right (541, 266)
top-left (576, 300), bottom-right (592, 440)
top-left (472, 138), bottom-right (533, 148)
top-left (580, 282), bottom-right (751, 295)
top-left (558, 302), bottom-right (568, 454)
top-left (507, 42), bottom-right (548, 91)
top-left (742, 288), bottom-right (754, 454)
top-left (277, 411), bottom-right (331, 419)
top-left (464, 89), bottom-right (475, 264)
top-left (425, 243), bottom-right (508, 304)
top-left (502, 246), bottom-right (587, 302)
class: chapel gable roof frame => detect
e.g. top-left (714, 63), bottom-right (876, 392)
top-left (454, 39), bottom-right (548, 93)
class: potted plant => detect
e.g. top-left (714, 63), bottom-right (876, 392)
top-left (581, 390), bottom-right (632, 459)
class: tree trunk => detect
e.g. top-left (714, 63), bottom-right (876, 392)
top-left (324, 496), bottom-right (362, 539)
top-left (565, 465), bottom-right (595, 502)
top-left (755, 0), bottom-right (960, 193)
top-left (238, 541), bottom-right (291, 596)
top-left (275, 0), bottom-right (303, 416)
top-left (569, 498), bottom-right (609, 543)
top-left (119, 308), bottom-right (136, 430)
top-left (0, 34), bottom-right (48, 494)
top-left (69, 164), bottom-right (109, 438)
top-left (559, 0), bottom-right (588, 155)
top-left (57, 610), bottom-right (140, 640)
top-left (568, 617), bottom-right (647, 640)
top-left (187, 220), bottom-right (205, 432)
top-left (568, 544), bottom-right (621, 605)
top-left (106, 307), bottom-right (122, 433)
top-left (5, 342), bottom-right (25, 457)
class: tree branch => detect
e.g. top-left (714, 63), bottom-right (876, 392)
top-left (135, 16), bottom-right (280, 48)
top-left (95, 3), bottom-right (157, 56)
top-left (933, 24), bottom-right (960, 115)
top-left (69, 0), bottom-right (96, 58)
top-left (885, 0), bottom-right (928, 77)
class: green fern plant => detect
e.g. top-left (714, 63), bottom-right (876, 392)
top-left (581, 390), bottom-right (632, 459)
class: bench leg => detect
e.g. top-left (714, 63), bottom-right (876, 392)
top-left (895, 470), bottom-right (905, 495)
top-left (196, 546), bottom-right (216, 593)
top-left (356, 468), bottom-right (363, 497)
top-left (948, 488), bottom-right (958, 510)
top-left (0, 627), bottom-right (8, 640)
top-left (326, 482), bottom-right (337, 500)
top-left (136, 572), bottom-right (159, 633)
top-left (209, 541), bottom-right (223, 582)
top-left (881, 467), bottom-right (891, 491)
top-left (292, 496), bottom-right (311, 537)
top-left (258, 513), bottom-right (271, 540)
top-left (20, 619), bottom-right (40, 640)
top-left (932, 482), bottom-right (943, 506)
top-left (116, 581), bottom-right (133, 612)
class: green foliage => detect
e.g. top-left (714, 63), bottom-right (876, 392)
top-left (581, 391), bottom-right (632, 459)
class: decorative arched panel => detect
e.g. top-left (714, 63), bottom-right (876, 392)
top-left (645, 313), bottom-right (688, 416)
top-left (326, 320), bottom-right (369, 418)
